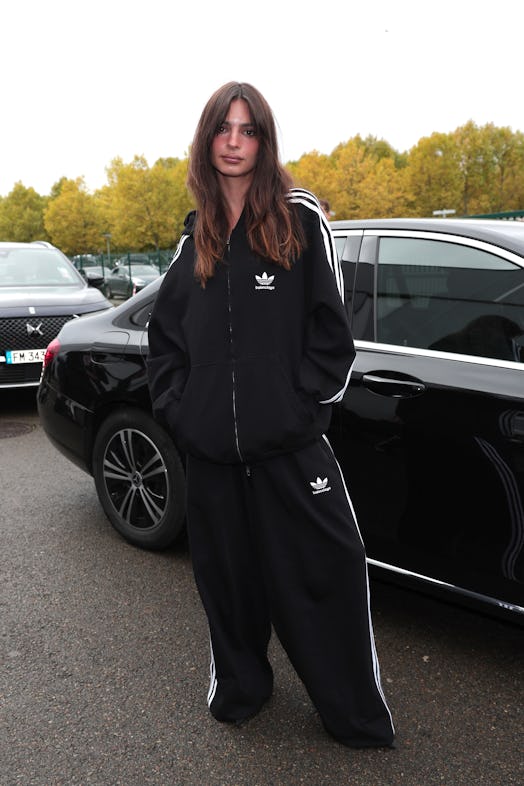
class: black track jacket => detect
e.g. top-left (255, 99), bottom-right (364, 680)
top-left (146, 189), bottom-right (355, 465)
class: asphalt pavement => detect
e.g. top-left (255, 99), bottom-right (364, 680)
top-left (1, 389), bottom-right (523, 786)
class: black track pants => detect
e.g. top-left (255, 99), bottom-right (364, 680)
top-left (185, 436), bottom-right (395, 747)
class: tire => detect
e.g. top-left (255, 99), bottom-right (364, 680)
top-left (93, 408), bottom-right (186, 550)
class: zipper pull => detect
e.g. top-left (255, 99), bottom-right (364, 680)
top-left (245, 465), bottom-right (251, 477)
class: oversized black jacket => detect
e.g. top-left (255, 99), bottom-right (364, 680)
top-left (146, 189), bottom-right (355, 464)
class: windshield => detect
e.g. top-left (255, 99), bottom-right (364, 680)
top-left (0, 247), bottom-right (82, 287)
top-left (128, 265), bottom-right (159, 276)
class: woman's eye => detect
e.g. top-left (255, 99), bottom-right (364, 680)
top-left (244, 128), bottom-right (257, 137)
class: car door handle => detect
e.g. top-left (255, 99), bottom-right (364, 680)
top-left (362, 373), bottom-right (426, 398)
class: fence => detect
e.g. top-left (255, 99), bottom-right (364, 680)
top-left (465, 210), bottom-right (524, 221)
top-left (72, 250), bottom-right (175, 275)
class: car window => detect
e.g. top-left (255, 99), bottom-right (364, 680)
top-left (376, 237), bottom-right (524, 362)
top-left (0, 248), bottom-right (80, 286)
top-left (131, 300), bottom-right (155, 328)
top-left (332, 231), bottom-right (364, 321)
top-left (333, 236), bottom-right (346, 259)
top-left (130, 265), bottom-right (157, 275)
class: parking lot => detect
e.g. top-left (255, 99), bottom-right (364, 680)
top-left (1, 388), bottom-right (522, 786)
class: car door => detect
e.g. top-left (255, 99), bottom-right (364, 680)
top-left (111, 267), bottom-right (129, 297)
top-left (329, 228), bottom-right (524, 610)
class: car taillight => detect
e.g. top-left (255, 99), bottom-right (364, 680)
top-left (43, 338), bottom-right (61, 369)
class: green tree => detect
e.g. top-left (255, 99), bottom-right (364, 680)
top-left (49, 177), bottom-right (70, 200)
top-left (357, 157), bottom-right (412, 218)
top-left (0, 182), bottom-right (48, 241)
top-left (329, 137), bottom-right (394, 218)
top-left (475, 124), bottom-right (524, 213)
top-left (406, 133), bottom-right (463, 217)
top-left (500, 130), bottom-right (524, 210)
top-left (106, 155), bottom-right (192, 251)
top-left (327, 139), bottom-right (371, 218)
top-left (451, 121), bottom-right (490, 216)
top-left (357, 135), bottom-right (406, 168)
top-left (162, 156), bottom-right (194, 237)
top-left (44, 177), bottom-right (103, 255)
top-left (287, 150), bottom-right (337, 212)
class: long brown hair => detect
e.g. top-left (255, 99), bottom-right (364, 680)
top-left (187, 82), bottom-right (305, 285)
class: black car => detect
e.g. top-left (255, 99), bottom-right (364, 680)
top-left (0, 241), bottom-right (113, 389)
top-left (114, 253), bottom-right (159, 268)
top-left (77, 265), bottom-right (107, 290)
top-left (71, 256), bottom-right (109, 292)
top-left (37, 218), bottom-right (524, 624)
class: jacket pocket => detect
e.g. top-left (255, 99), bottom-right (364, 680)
top-left (168, 362), bottom-right (238, 462)
top-left (234, 354), bottom-right (320, 456)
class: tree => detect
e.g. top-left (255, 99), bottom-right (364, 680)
top-left (49, 177), bottom-right (70, 200)
top-left (287, 151), bottom-right (337, 213)
top-left (406, 133), bottom-right (463, 217)
top-left (451, 121), bottom-right (491, 216)
top-left (499, 130), bottom-right (524, 210)
top-left (0, 182), bottom-right (48, 241)
top-left (477, 124), bottom-right (524, 213)
top-left (105, 155), bottom-right (193, 251)
top-left (327, 138), bottom-right (388, 219)
top-left (357, 157), bottom-right (412, 218)
top-left (357, 135), bottom-right (406, 168)
top-left (44, 178), bottom-right (103, 255)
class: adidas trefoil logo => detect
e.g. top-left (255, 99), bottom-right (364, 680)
top-left (310, 476), bottom-right (331, 495)
top-left (255, 272), bottom-right (275, 290)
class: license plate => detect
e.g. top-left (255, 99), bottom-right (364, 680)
top-left (5, 348), bottom-right (46, 364)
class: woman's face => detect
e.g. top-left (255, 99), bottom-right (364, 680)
top-left (211, 99), bottom-right (260, 180)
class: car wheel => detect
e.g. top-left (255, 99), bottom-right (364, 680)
top-left (92, 408), bottom-right (186, 550)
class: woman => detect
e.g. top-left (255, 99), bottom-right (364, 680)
top-left (146, 82), bottom-right (395, 749)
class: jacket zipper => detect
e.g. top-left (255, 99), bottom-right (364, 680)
top-left (226, 244), bottom-right (244, 463)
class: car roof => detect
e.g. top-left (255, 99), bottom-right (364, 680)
top-left (330, 217), bottom-right (524, 255)
top-left (0, 241), bottom-right (58, 249)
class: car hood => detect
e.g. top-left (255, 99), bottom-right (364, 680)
top-left (0, 285), bottom-right (112, 316)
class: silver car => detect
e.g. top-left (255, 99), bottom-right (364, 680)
top-left (0, 241), bottom-right (112, 389)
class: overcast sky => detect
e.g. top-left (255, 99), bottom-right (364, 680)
top-left (2, 0), bottom-right (523, 197)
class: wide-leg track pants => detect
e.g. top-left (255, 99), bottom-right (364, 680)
top-left (185, 435), bottom-right (395, 748)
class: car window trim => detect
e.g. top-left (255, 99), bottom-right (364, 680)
top-left (354, 338), bottom-right (524, 370)
top-left (358, 229), bottom-right (524, 268)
